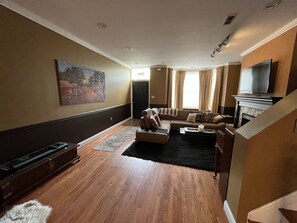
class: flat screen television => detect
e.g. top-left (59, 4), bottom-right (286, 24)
top-left (239, 59), bottom-right (273, 95)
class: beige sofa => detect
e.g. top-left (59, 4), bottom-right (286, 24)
top-left (135, 108), bottom-right (226, 144)
top-left (160, 109), bottom-right (226, 130)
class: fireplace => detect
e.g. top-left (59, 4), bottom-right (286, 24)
top-left (233, 95), bottom-right (282, 128)
top-left (241, 113), bottom-right (255, 126)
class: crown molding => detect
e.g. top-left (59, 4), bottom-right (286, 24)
top-left (229, 61), bottom-right (241, 66)
top-left (0, 0), bottom-right (131, 69)
top-left (241, 18), bottom-right (297, 57)
top-left (150, 65), bottom-right (168, 68)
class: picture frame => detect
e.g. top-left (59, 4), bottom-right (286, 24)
top-left (56, 60), bottom-right (106, 105)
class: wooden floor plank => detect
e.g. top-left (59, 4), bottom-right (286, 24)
top-left (5, 122), bottom-right (228, 223)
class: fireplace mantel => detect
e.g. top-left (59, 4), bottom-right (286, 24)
top-left (233, 95), bottom-right (282, 127)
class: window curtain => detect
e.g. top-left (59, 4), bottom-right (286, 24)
top-left (167, 68), bottom-right (173, 108)
top-left (211, 67), bottom-right (223, 113)
top-left (175, 71), bottom-right (186, 109)
top-left (199, 69), bottom-right (213, 111)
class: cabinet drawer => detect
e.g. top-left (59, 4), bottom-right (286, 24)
top-left (216, 131), bottom-right (225, 149)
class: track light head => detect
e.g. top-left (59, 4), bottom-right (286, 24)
top-left (210, 52), bottom-right (216, 60)
top-left (210, 34), bottom-right (231, 60)
top-left (222, 41), bottom-right (229, 47)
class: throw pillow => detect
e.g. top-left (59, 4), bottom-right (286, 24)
top-left (186, 113), bottom-right (197, 123)
top-left (203, 112), bottom-right (213, 123)
top-left (150, 115), bottom-right (160, 129)
top-left (151, 108), bottom-right (159, 115)
top-left (212, 115), bottom-right (224, 124)
top-left (143, 115), bottom-right (152, 129)
top-left (196, 112), bottom-right (204, 122)
top-left (154, 114), bottom-right (161, 126)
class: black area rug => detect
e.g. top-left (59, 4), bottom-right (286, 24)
top-left (122, 131), bottom-right (215, 171)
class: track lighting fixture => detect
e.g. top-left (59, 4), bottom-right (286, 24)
top-left (210, 34), bottom-right (230, 59)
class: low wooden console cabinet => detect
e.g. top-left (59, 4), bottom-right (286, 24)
top-left (214, 128), bottom-right (235, 202)
top-left (0, 143), bottom-right (80, 209)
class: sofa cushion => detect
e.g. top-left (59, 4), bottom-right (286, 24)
top-left (212, 114), bottom-right (224, 124)
top-left (186, 113), bottom-right (197, 123)
top-left (203, 122), bottom-right (226, 130)
top-left (160, 122), bottom-right (171, 130)
top-left (136, 129), bottom-right (169, 144)
top-left (170, 120), bottom-right (199, 130)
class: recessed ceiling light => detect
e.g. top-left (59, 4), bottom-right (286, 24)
top-left (264, 0), bottom-right (282, 9)
top-left (125, 47), bottom-right (133, 51)
top-left (97, 22), bottom-right (107, 29)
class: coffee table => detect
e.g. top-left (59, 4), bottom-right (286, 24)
top-left (180, 127), bottom-right (217, 145)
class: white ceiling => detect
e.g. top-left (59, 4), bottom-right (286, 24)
top-left (2, 0), bottom-right (297, 69)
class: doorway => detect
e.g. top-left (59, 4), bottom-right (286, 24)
top-left (132, 81), bottom-right (149, 118)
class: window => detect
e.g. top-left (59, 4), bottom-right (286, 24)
top-left (183, 71), bottom-right (199, 109)
top-left (131, 68), bottom-right (150, 81)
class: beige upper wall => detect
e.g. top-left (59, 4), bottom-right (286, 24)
top-left (0, 6), bottom-right (131, 131)
top-left (241, 26), bottom-right (297, 96)
top-left (219, 64), bottom-right (241, 109)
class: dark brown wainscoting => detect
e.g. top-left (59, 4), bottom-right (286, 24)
top-left (149, 104), bottom-right (167, 108)
top-left (0, 104), bottom-right (131, 164)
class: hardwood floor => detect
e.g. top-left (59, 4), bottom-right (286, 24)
top-left (7, 121), bottom-right (229, 223)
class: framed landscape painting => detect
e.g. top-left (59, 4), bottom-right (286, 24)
top-left (56, 60), bottom-right (106, 105)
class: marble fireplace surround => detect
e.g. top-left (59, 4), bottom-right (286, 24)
top-left (233, 95), bottom-right (282, 128)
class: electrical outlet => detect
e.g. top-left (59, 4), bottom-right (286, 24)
top-left (294, 119), bottom-right (297, 133)
top-left (110, 117), bottom-right (113, 121)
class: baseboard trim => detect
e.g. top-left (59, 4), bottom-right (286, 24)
top-left (224, 200), bottom-right (236, 223)
top-left (78, 117), bottom-right (132, 147)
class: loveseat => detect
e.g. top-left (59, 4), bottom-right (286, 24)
top-left (135, 108), bottom-right (226, 144)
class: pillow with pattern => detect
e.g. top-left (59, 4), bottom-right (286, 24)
top-left (203, 112), bottom-right (213, 123)
top-left (196, 113), bottom-right (204, 122)
top-left (150, 115), bottom-right (160, 129)
top-left (153, 114), bottom-right (161, 126)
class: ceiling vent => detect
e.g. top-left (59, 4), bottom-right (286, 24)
top-left (223, 13), bottom-right (238, 25)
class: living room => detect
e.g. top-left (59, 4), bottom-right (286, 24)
top-left (1, 1), bottom-right (297, 222)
